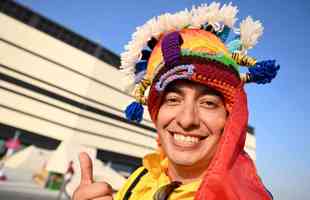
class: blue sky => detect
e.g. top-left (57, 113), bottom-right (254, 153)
top-left (16, 0), bottom-right (310, 199)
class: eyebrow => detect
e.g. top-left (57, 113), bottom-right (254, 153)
top-left (165, 83), bottom-right (222, 97)
top-left (165, 84), bottom-right (183, 94)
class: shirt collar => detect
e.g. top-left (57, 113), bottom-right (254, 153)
top-left (142, 152), bottom-right (201, 192)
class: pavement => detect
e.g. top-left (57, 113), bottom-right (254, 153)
top-left (0, 181), bottom-right (69, 200)
top-left (0, 168), bottom-right (69, 200)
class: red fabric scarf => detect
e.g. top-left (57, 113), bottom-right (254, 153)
top-left (195, 86), bottom-right (271, 200)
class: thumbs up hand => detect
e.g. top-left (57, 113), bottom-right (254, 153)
top-left (72, 152), bottom-right (113, 200)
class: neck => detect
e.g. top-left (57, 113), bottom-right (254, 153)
top-left (167, 161), bottom-right (209, 184)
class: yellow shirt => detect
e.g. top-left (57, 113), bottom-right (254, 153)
top-left (114, 153), bottom-right (201, 200)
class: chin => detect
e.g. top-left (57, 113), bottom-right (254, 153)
top-left (167, 152), bottom-right (201, 166)
top-left (171, 159), bottom-right (197, 167)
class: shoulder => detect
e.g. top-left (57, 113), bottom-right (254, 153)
top-left (114, 167), bottom-right (148, 200)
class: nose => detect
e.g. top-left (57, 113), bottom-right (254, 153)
top-left (176, 101), bottom-right (200, 130)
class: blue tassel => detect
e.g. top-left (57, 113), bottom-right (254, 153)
top-left (217, 26), bottom-right (230, 42)
top-left (135, 61), bottom-right (147, 74)
top-left (125, 101), bottom-right (144, 123)
top-left (248, 60), bottom-right (280, 84)
top-left (227, 39), bottom-right (241, 52)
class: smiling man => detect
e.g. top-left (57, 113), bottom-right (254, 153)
top-left (73, 3), bottom-right (279, 200)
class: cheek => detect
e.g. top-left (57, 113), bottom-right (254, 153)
top-left (200, 110), bottom-right (227, 133)
top-left (156, 106), bottom-right (177, 129)
top-left (204, 134), bottom-right (222, 158)
top-left (156, 107), bottom-right (177, 149)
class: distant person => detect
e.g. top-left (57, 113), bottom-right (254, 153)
top-left (72, 2), bottom-right (279, 200)
top-left (0, 162), bottom-right (7, 181)
top-left (58, 161), bottom-right (75, 200)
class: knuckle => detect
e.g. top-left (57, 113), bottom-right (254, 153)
top-left (100, 182), bottom-right (113, 193)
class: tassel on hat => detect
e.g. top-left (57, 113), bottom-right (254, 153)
top-left (125, 102), bottom-right (144, 123)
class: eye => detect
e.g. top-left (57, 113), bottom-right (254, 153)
top-left (163, 94), bottom-right (182, 106)
top-left (201, 100), bottom-right (217, 108)
top-left (199, 97), bottom-right (221, 109)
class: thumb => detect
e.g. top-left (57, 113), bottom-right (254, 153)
top-left (79, 152), bottom-right (93, 185)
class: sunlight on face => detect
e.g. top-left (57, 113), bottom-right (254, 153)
top-left (156, 80), bottom-right (227, 170)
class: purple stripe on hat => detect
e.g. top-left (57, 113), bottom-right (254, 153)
top-left (155, 64), bottom-right (195, 91)
top-left (161, 31), bottom-right (183, 68)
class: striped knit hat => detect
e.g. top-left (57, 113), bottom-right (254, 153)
top-left (121, 2), bottom-right (279, 123)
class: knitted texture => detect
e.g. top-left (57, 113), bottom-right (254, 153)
top-left (125, 102), bottom-right (144, 123)
top-left (161, 31), bottom-right (183, 68)
top-left (155, 64), bottom-right (194, 91)
top-left (249, 60), bottom-right (280, 84)
top-left (145, 29), bottom-right (233, 82)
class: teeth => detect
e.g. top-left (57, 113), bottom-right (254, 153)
top-left (173, 133), bottom-right (199, 144)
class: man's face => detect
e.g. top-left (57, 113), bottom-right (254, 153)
top-left (155, 80), bottom-right (227, 170)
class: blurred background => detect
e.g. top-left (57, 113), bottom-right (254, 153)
top-left (0, 0), bottom-right (309, 200)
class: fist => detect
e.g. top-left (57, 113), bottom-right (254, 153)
top-left (72, 152), bottom-right (113, 200)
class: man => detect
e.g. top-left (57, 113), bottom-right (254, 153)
top-left (73, 3), bottom-right (279, 200)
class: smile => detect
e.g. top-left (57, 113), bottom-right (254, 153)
top-left (169, 132), bottom-right (208, 147)
top-left (174, 133), bottom-right (199, 143)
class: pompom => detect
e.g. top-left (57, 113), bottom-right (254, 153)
top-left (125, 102), bottom-right (144, 123)
top-left (219, 3), bottom-right (238, 27)
top-left (204, 2), bottom-right (221, 25)
top-left (170, 9), bottom-right (192, 29)
top-left (191, 3), bottom-right (221, 27)
top-left (248, 60), bottom-right (280, 84)
top-left (240, 16), bottom-right (264, 51)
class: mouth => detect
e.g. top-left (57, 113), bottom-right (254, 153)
top-left (169, 131), bottom-right (208, 147)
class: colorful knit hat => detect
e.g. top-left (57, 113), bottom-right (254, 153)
top-left (121, 2), bottom-right (279, 123)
